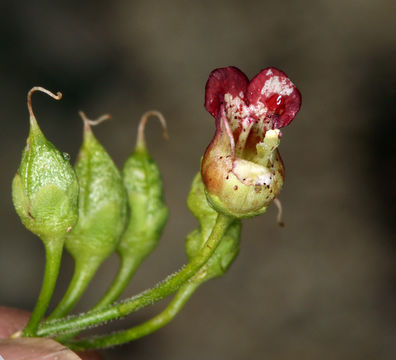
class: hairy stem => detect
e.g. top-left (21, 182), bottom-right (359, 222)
top-left (68, 273), bottom-right (202, 350)
top-left (56, 254), bottom-right (142, 342)
top-left (37, 214), bottom-right (232, 337)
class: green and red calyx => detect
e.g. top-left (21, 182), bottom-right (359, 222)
top-left (201, 67), bottom-right (301, 218)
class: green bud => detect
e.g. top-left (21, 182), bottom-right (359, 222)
top-left (185, 173), bottom-right (241, 281)
top-left (65, 111), bottom-right (127, 264)
top-left (91, 111), bottom-right (169, 310)
top-left (12, 87), bottom-right (79, 336)
top-left (49, 112), bottom-right (128, 319)
top-left (12, 87), bottom-right (78, 242)
top-left (118, 110), bottom-right (169, 264)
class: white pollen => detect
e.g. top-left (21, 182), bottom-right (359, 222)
top-left (239, 91), bottom-right (244, 98)
top-left (260, 76), bottom-right (294, 97)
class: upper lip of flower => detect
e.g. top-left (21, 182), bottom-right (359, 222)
top-left (204, 66), bottom-right (301, 159)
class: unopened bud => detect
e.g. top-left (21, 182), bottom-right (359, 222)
top-left (12, 87), bottom-right (78, 242)
top-left (65, 111), bottom-right (127, 263)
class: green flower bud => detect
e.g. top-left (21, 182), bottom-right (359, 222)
top-left (59, 110), bottom-right (169, 330)
top-left (49, 112), bottom-right (128, 319)
top-left (118, 111), bottom-right (169, 262)
top-left (185, 173), bottom-right (241, 281)
top-left (65, 111), bottom-right (127, 261)
top-left (94, 111), bottom-right (169, 308)
top-left (12, 87), bottom-right (78, 242)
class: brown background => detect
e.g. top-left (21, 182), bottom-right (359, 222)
top-left (0, 1), bottom-right (395, 359)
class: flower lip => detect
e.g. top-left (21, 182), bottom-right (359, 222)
top-left (205, 66), bottom-right (301, 130)
top-left (205, 66), bottom-right (249, 119)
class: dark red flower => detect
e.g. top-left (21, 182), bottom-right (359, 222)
top-left (201, 67), bottom-right (301, 218)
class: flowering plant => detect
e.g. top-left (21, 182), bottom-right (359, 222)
top-left (2, 66), bottom-right (301, 357)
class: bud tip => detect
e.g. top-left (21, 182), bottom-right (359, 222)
top-left (79, 111), bottom-right (112, 132)
top-left (27, 86), bottom-right (62, 120)
top-left (136, 110), bottom-right (168, 150)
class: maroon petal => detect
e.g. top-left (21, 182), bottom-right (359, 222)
top-left (247, 67), bottom-right (301, 128)
top-left (205, 66), bottom-right (249, 119)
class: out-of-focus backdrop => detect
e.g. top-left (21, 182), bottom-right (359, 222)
top-left (0, 1), bottom-right (395, 359)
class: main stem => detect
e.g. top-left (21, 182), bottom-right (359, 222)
top-left (38, 214), bottom-right (232, 337)
top-left (22, 238), bottom-right (64, 336)
top-left (68, 275), bottom-right (202, 350)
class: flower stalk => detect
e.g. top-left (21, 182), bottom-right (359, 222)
top-left (22, 237), bottom-right (64, 336)
top-left (67, 273), bottom-right (203, 350)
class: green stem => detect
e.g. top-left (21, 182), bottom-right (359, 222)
top-left (37, 214), bottom-right (232, 337)
top-left (94, 254), bottom-right (141, 309)
top-left (47, 257), bottom-right (102, 320)
top-left (22, 238), bottom-right (64, 337)
top-left (68, 275), bottom-right (202, 350)
top-left (56, 254), bottom-right (142, 342)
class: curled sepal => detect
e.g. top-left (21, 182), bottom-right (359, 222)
top-left (186, 173), bottom-right (241, 281)
top-left (12, 87), bottom-right (78, 242)
top-left (49, 111), bottom-right (128, 319)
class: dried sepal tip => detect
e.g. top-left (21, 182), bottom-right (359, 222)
top-left (79, 111), bottom-right (112, 133)
top-left (136, 110), bottom-right (168, 151)
top-left (27, 87), bottom-right (62, 126)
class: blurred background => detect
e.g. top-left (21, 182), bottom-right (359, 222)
top-left (0, 1), bottom-right (395, 359)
